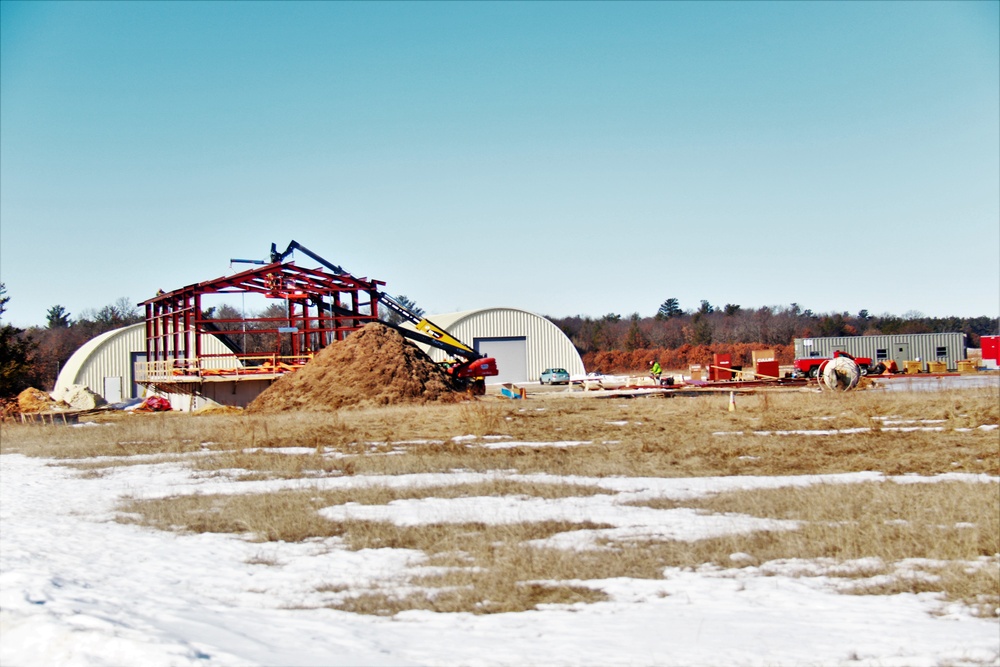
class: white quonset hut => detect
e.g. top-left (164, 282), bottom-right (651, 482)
top-left (54, 323), bottom-right (240, 407)
top-left (407, 308), bottom-right (585, 384)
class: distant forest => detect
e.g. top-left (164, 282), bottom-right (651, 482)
top-left (546, 300), bottom-right (998, 373)
top-left (1, 281), bottom-right (997, 396)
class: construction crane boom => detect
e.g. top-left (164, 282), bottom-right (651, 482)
top-left (231, 240), bottom-right (498, 390)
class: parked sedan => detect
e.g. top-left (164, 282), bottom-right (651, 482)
top-left (539, 368), bottom-right (571, 385)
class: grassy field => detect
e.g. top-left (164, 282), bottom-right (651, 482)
top-left (2, 386), bottom-right (998, 617)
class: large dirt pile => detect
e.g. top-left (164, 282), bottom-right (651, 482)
top-left (247, 323), bottom-right (466, 412)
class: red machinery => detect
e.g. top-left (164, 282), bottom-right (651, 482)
top-left (793, 351), bottom-right (872, 378)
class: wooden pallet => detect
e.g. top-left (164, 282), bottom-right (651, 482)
top-left (19, 410), bottom-right (82, 425)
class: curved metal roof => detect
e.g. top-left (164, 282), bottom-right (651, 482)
top-left (54, 324), bottom-right (143, 395)
top-left (54, 323), bottom-right (240, 399)
top-left (407, 307), bottom-right (585, 379)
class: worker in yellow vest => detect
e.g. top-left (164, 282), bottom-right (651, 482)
top-left (649, 360), bottom-right (662, 384)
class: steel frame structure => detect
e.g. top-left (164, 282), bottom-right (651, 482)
top-left (140, 261), bottom-right (385, 373)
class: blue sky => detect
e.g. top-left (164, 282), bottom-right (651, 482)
top-left (2, 1), bottom-right (998, 327)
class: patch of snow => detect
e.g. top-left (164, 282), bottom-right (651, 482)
top-left (2, 455), bottom-right (998, 667)
top-left (365, 439), bottom-right (446, 446)
top-left (242, 447), bottom-right (321, 455)
top-left (873, 418), bottom-right (948, 425)
top-left (714, 425), bottom-right (997, 437)
top-left (478, 440), bottom-right (593, 450)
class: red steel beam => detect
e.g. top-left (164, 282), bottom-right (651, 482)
top-left (139, 260), bottom-right (387, 374)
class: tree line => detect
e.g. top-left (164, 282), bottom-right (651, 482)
top-left (0, 286), bottom-right (427, 397)
top-left (0, 285), bottom-right (996, 397)
top-left (547, 299), bottom-right (998, 373)
top-left (0, 285), bottom-right (146, 397)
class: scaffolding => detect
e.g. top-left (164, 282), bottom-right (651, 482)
top-left (137, 261), bottom-right (385, 383)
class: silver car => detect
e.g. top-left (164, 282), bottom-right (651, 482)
top-left (539, 368), bottom-right (570, 385)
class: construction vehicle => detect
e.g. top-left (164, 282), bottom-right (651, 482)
top-left (793, 350), bottom-right (872, 378)
top-left (378, 290), bottom-right (498, 394)
top-left (232, 241), bottom-right (498, 394)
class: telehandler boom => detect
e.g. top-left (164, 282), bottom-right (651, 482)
top-left (232, 240), bottom-right (498, 393)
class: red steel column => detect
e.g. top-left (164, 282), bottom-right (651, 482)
top-left (193, 292), bottom-right (202, 362)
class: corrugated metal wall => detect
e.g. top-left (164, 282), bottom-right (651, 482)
top-left (794, 333), bottom-right (967, 370)
top-left (56, 323), bottom-right (241, 399)
top-left (80, 326), bottom-right (145, 398)
top-left (419, 308), bottom-right (585, 381)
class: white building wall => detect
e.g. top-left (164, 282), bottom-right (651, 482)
top-left (55, 325), bottom-right (145, 400)
top-left (413, 308), bottom-right (585, 382)
top-left (55, 323), bottom-right (241, 401)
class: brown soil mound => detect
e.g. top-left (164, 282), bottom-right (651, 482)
top-left (194, 404), bottom-right (244, 416)
top-left (246, 323), bottom-right (466, 413)
top-left (17, 388), bottom-right (58, 413)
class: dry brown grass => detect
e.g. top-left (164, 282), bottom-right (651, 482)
top-left (624, 480), bottom-right (1000, 616)
top-left (115, 474), bottom-right (999, 616)
top-left (631, 480), bottom-right (999, 562)
top-left (4, 387), bottom-right (996, 479)
top-left (334, 517), bottom-right (662, 614)
top-left (332, 582), bottom-right (606, 616)
top-left (844, 560), bottom-right (999, 618)
top-left (119, 483), bottom-right (674, 615)
top-left (4, 385), bottom-right (998, 616)
top-left (117, 481), bottom-right (612, 542)
top-left (187, 419), bottom-right (998, 480)
top-left (119, 484), bottom-right (625, 614)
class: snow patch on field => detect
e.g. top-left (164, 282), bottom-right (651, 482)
top-left (1, 454), bottom-right (997, 667)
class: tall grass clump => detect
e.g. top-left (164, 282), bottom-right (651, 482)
top-left (627, 480), bottom-right (1000, 615)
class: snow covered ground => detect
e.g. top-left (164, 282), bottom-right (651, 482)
top-left (873, 375), bottom-right (1000, 392)
top-left (1, 448), bottom-right (998, 667)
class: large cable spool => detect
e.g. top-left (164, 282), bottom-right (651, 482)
top-left (821, 356), bottom-right (861, 392)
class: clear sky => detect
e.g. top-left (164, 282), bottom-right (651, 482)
top-left (2, 1), bottom-right (998, 327)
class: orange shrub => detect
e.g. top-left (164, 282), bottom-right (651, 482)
top-left (582, 344), bottom-right (793, 374)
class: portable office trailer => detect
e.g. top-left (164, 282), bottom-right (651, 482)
top-left (793, 333), bottom-right (967, 371)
